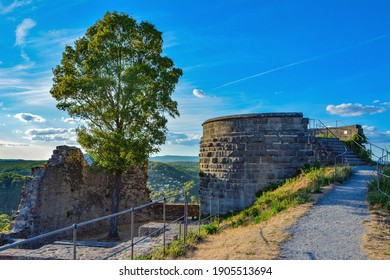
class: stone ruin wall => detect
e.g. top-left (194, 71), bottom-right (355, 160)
top-left (314, 124), bottom-right (363, 141)
top-left (200, 113), bottom-right (329, 215)
top-left (8, 146), bottom-right (153, 242)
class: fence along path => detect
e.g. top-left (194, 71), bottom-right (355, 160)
top-left (280, 166), bottom-right (376, 260)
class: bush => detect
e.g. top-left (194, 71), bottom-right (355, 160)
top-left (0, 214), bottom-right (11, 232)
top-left (367, 167), bottom-right (390, 211)
top-left (202, 223), bottom-right (220, 234)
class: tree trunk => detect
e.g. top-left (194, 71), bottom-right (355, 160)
top-left (108, 171), bottom-right (122, 241)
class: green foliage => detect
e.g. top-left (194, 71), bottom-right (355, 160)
top-left (148, 161), bottom-right (199, 202)
top-left (0, 214), bottom-right (11, 232)
top-left (343, 134), bottom-right (373, 163)
top-left (367, 167), bottom-right (390, 212)
top-left (50, 11), bottom-right (183, 172)
top-left (201, 222), bottom-right (220, 234)
top-left (0, 160), bottom-right (43, 216)
top-left (143, 230), bottom-right (201, 260)
top-left (0, 173), bottom-right (25, 215)
top-left (0, 159), bottom-right (45, 176)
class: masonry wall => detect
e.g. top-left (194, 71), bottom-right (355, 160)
top-left (8, 146), bottom-right (152, 243)
top-left (199, 113), bottom-right (315, 215)
top-left (314, 125), bottom-right (363, 140)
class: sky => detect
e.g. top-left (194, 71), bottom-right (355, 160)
top-left (0, 0), bottom-right (389, 160)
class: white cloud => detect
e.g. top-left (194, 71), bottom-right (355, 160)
top-left (0, 142), bottom-right (29, 147)
top-left (166, 132), bottom-right (201, 146)
top-left (192, 88), bottom-right (207, 98)
top-left (362, 125), bottom-right (377, 132)
top-left (62, 117), bottom-right (77, 124)
top-left (15, 18), bottom-right (36, 46)
top-left (24, 127), bottom-right (77, 143)
top-left (0, 64), bottom-right (55, 106)
top-left (14, 18), bottom-right (37, 61)
top-left (0, 0), bottom-right (32, 14)
top-left (326, 103), bottom-right (386, 117)
top-left (14, 113), bottom-right (46, 123)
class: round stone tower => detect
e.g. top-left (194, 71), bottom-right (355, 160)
top-left (199, 113), bottom-right (312, 215)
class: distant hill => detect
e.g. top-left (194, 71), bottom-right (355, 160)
top-left (0, 159), bottom-right (46, 176)
top-left (0, 159), bottom-right (45, 215)
top-left (149, 155), bottom-right (199, 163)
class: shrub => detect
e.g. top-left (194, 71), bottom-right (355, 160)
top-left (367, 167), bottom-right (390, 212)
top-left (202, 223), bottom-right (220, 234)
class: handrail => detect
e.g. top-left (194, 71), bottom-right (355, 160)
top-left (312, 119), bottom-right (340, 139)
top-left (310, 119), bottom-right (389, 162)
top-left (335, 145), bottom-right (348, 165)
top-left (0, 191), bottom-right (194, 260)
top-left (377, 154), bottom-right (390, 199)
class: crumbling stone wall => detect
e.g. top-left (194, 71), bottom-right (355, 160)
top-left (199, 113), bottom-right (316, 215)
top-left (8, 146), bottom-right (151, 241)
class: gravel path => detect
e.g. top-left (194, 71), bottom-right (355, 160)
top-left (281, 166), bottom-right (376, 260)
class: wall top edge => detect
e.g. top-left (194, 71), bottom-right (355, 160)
top-left (202, 112), bottom-right (304, 126)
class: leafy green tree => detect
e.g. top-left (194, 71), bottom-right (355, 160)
top-left (50, 11), bottom-right (182, 240)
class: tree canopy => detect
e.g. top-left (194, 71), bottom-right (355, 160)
top-left (51, 11), bottom-right (182, 171)
top-left (50, 11), bottom-right (182, 239)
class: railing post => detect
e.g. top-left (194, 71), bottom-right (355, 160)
top-left (163, 197), bottom-right (166, 255)
top-left (184, 192), bottom-right (188, 245)
top-left (217, 195), bottom-right (221, 225)
top-left (198, 193), bottom-right (202, 236)
top-left (209, 194), bottom-right (212, 223)
top-left (130, 208), bottom-right (134, 260)
top-left (72, 223), bottom-right (77, 260)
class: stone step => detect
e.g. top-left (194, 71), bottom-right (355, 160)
top-left (317, 137), bottom-right (366, 166)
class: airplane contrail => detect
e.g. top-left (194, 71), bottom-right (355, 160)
top-left (214, 32), bottom-right (390, 90)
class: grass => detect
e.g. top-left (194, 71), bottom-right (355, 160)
top-left (364, 166), bottom-right (390, 259)
top-left (0, 214), bottom-right (11, 232)
top-left (136, 223), bottom-right (221, 260)
top-left (367, 167), bottom-right (390, 212)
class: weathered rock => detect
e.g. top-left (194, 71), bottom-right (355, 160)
top-left (8, 146), bottom-right (151, 245)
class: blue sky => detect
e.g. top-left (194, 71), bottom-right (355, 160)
top-left (0, 0), bottom-right (389, 160)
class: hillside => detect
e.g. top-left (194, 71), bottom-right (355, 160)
top-left (0, 159), bottom-right (45, 176)
top-left (149, 155), bottom-right (199, 163)
top-left (147, 161), bottom-right (199, 202)
top-left (0, 159), bottom-right (45, 216)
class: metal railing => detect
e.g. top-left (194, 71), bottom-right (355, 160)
top-left (377, 153), bottom-right (390, 199)
top-left (0, 192), bottom-right (201, 260)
